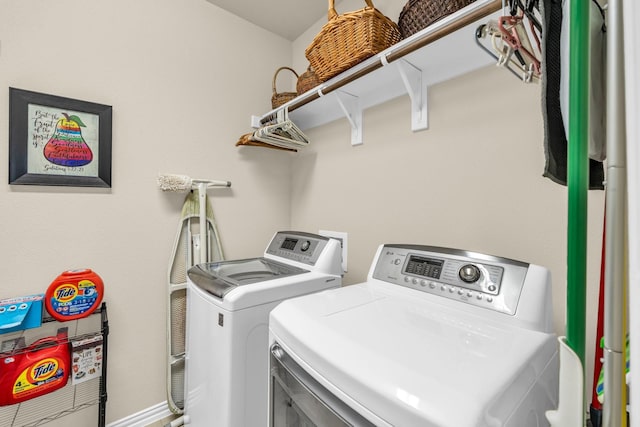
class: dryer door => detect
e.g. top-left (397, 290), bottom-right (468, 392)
top-left (269, 344), bottom-right (375, 427)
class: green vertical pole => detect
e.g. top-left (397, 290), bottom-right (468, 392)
top-left (566, 0), bottom-right (589, 368)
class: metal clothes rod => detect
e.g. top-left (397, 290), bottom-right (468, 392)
top-left (261, 0), bottom-right (502, 125)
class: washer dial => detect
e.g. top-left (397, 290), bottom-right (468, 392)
top-left (459, 264), bottom-right (481, 283)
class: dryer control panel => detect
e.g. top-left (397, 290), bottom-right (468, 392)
top-left (372, 245), bottom-right (530, 316)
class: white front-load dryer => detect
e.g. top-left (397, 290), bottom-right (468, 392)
top-left (184, 231), bottom-right (342, 426)
top-left (269, 244), bottom-right (559, 427)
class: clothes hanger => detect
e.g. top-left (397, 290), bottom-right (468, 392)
top-left (475, 0), bottom-right (542, 83)
top-left (475, 19), bottom-right (541, 83)
top-left (502, 0), bottom-right (542, 73)
top-left (252, 108), bottom-right (309, 150)
top-left (475, 23), bottom-right (524, 80)
top-left (498, 13), bottom-right (542, 81)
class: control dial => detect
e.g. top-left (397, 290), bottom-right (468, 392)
top-left (300, 240), bottom-right (311, 252)
top-left (459, 264), bottom-right (481, 283)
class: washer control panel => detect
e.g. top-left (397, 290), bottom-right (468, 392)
top-left (266, 231), bottom-right (329, 266)
top-left (372, 245), bottom-right (530, 315)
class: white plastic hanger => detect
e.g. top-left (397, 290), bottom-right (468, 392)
top-left (253, 108), bottom-right (309, 150)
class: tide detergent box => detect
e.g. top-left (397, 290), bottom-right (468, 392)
top-left (0, 294), bottom-right (44, 335)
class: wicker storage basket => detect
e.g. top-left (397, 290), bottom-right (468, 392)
top-left (305, 0), bottom-right (402, 82)
top-left (296, 66), bottom-right (321, 95)
top-left (398, 0), bottom-right (477, 39)
top-left (271, 67), bottom-right (299, 109)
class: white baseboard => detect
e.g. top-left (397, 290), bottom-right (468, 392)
top-left (107, 401), bottom-right (175, 427)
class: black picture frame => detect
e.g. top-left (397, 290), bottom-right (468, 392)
top-left (9, 88), bottom-right (112, 188)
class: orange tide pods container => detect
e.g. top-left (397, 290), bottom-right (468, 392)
top-left (45, 269), bottom-right (104, 322)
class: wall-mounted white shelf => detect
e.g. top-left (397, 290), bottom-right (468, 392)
top-left (254, 0), bottom-right (502, 145)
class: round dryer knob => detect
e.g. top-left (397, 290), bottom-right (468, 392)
top-left (301, 240), bottom-right (311, 251)
top-left (459, 264), bottom-right (481, 283)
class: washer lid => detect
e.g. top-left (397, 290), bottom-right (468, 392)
top-left (270, 282), bottom-right (557, 427)
top-left (188, 257), bottom-right (307, 299)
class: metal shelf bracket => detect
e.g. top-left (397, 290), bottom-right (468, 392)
top-left (396, 58), bottom-right (428, 131)
top-left (333, 90), bottom-right (363, 146)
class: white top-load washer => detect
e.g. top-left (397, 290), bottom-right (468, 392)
top-left (184, 231), bottom-right (342, 426)
top-left (269, 244), bottom-right (559, 427)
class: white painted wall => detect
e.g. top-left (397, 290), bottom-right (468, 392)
top-left (0, 0), bottom-right (292, 423)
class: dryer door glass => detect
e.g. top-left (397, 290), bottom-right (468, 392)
top-left (269, 344), bottom-right (375, 427)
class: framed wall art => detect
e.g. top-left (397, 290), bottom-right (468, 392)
top-left (9, 88), bottom-right (112, 188)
